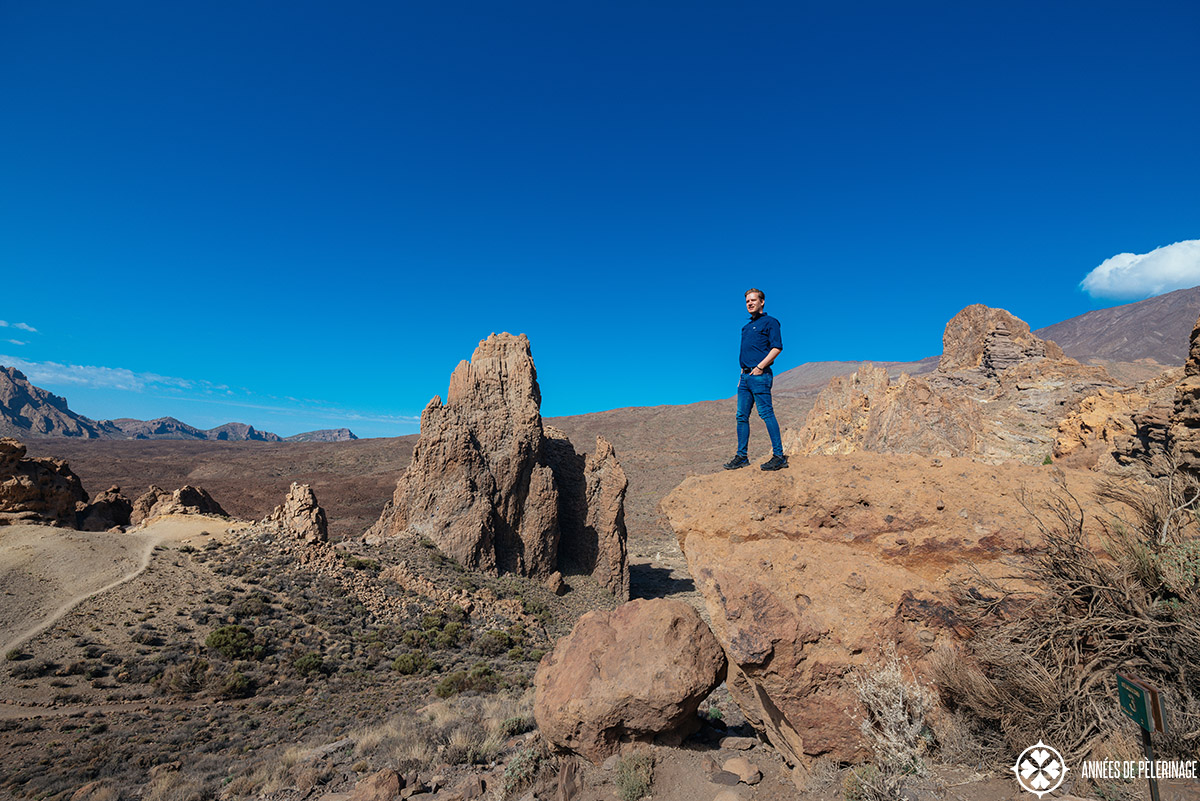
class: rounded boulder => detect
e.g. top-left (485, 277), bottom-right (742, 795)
top-left (534, 597), bottom-right (727, 763)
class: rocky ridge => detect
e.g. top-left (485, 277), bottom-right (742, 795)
top-left (0, 437), bottom-right (89, 525)
top-left (788, 304), bottom-right (1122, 463)
top-left (369, 334), bottom-right (630, 598)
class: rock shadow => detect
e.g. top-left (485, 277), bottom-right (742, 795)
top-left (630, 563), bottom-right (695, 600)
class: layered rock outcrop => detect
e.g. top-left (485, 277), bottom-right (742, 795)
top-left (534, 598), bottom-right (726, 762)
top-left (788, 305), bottom-right (1119, 464)
top-left (0, 437), bottom-right (88, 525)
top-left (664, 455), bottom-right (1103, 771)
top-left (131, 485), bottom-right (227, 524)
top-left (262, 482), bottom-right (328, 543)
top-left (370, 334), bottom-right (629, 597)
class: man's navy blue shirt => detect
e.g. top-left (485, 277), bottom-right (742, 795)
top-left (740, 312), bottom-right (783, 370)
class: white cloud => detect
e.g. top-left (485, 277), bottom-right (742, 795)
top-left (0, 355), bottom-right (176, 392)
top-left (7, 340), bottom-right (27, 346)
top-left (0, 321), bottom-right (37, 333)
top-left (1081, 240), bottom-right (1200, 299)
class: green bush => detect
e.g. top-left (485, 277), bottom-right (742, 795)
top-left (434, 664), bottom-right (498, 697)
top-left (205, 625), bottom-right (256, 660)
top-left (474, 630), bottom-right (511, 656)
top-left (391, 652), bottom-right (434, 675)
top-left (294, 653), bottom-right (325, 678)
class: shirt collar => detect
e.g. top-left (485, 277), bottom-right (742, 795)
top-left (748, 312), bottom-right (764, 321)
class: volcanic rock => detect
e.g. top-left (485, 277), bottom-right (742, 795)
top-left (786, 365), bottom-right (981, 458)
top-left (131, 485), bottom-right (227, 524)
top-left (78, 485), bottom-right (133, 531)
top-left (0, 437), bottom-right (88, 525)
top-left (262, 482), bottom-right (328, 543)
top-left (939, 304), bottom-right (1063, 375)
top-left (664, 454), bottom-right (1103, 769)
top-left (789, 305), bottom-right (1119, 464)
top-left (534, 598), bottom-right (726, 763)
top-left (370, 333), bottom-right (629, 595)
top-left (544, 429), bottom-right (631, 599)
top-left (0, 367), bottom-right (115, 439)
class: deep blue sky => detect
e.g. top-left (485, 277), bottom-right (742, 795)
top-left (3, 2), bottom-right (1199, 437)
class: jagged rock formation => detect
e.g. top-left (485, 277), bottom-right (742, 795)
top-left (939, 304), bottom-right (1064, 375)
top-left (0, 367), bottom-right (115, 439)
top-left (1054, 314), bottom-right (1200, 473)
top-left (78, 485), bottom-right (133, 531)
top-left (131, 485), bottom-right (227, 524)
top-left (284, 428), bottom-right (358, 443)
top-left (787, 365), bottom-right (981, 457)
top-left (534, 598), bottom-right (726, 763)
top-left (0, 437), bottom-right (88, 525)
top-left (664, 454), bottom-right (1105, 771)
top-left (262, 482), bottom-right (328, 543)
top-left (543, 428), bottom-right (631, 600)
top-left (369, 333), bottom-right (629, 597)
top-left (1052, 370), bottom-right (1180, 468)
top-left (788, 305), bottom-right (1120, 464)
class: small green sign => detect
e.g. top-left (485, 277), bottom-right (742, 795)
top-left (1117, 673), bottom-right (1152, 732)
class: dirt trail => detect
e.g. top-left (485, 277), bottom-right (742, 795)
top-left (0, 516), bottom-right (245, 656)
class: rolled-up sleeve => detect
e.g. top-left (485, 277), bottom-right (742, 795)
top-left (768, 318), bottom-right (783, 351)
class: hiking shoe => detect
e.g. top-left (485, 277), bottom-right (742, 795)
top-left (723, 455), bottom-right (750, 470)
top-left (760, 454), bottom-right (789, 471)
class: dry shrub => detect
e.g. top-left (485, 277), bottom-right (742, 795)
top-left (853, 649), bottom-right (935, 776)
top-left (934, 470), bottom-right (1200, 769)
top-left (142, 772), bottom-right (211, 801)
top-left (613, 751), bottom-right (654, 801)
top-left (350, 688), bottom-right (534, 772)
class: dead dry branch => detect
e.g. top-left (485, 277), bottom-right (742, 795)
top-left (933, 468), bottom-right (1200, 770)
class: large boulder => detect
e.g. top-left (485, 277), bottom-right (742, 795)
top-left (370, 333), bottom-right (629, 596)
top-left (664, 454), bottom-right (1103, 770)
top-left (534, 598), bottom-right (726, 762)
top-left (0, 437), bottom-right (88, 525)
top-left (262, 482), bottom-right (328, 543)
top-left (131, 485), bottom-right (226, 524)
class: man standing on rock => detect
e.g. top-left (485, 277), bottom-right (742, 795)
top-left (725, 288), bottom-right (788, 471)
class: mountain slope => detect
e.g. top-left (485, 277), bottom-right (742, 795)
top-left (0, 367), bottom-right (115, 438)
top-left (1034, 285), bottom-right (1200, 365)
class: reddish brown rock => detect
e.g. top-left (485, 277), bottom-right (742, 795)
top-left (262, 482), bottom-right (328, 543)
top-left (371, 334), bottom-right (629, 595)
top-left (664, 454), bottom-right (1105, 769)
top-left (348, 768), bottom-right (401, 801)
top-left (0, 437), bottom-right (88, 526)
top-left (534, 598), bottom-right (726, 763)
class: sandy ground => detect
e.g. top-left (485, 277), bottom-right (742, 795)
top-left (0, 515), bottom-right (248, 656)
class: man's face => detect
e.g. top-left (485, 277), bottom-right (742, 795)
top-left (745, 293), bottom-right (764, 315)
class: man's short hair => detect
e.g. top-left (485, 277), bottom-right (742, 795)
top-left (744, 287), bottom-right (765, 301)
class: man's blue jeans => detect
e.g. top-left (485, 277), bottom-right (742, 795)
top-left (737, 371), bottom-right (783, 458)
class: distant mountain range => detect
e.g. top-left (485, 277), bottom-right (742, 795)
top-left (0, 366), bottom-right (357, 442)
